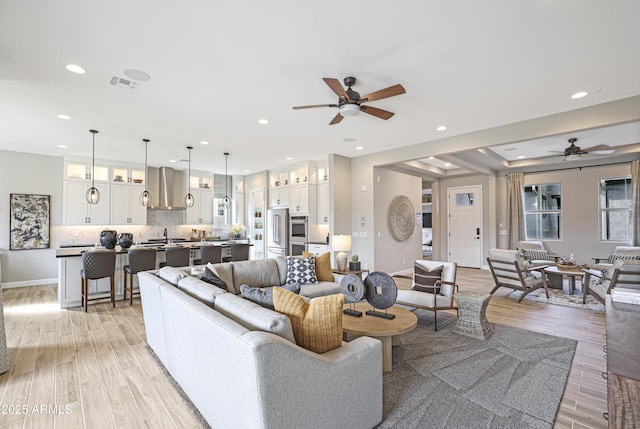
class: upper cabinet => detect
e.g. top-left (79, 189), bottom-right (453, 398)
top-left (317, 182), bottom-right (329, 224)
top-left (111, 166), bottom-right (145, 184)
top-left (110, 184), bottom-right (147, 225)
top-left (268, 161), bottom-right (318, 215)
top-left (63, 181), bottom-right (111, 225)
top-left (65, 161), bottom-right (109, 182)
top-left (317, 160), bottom-right (329, 183)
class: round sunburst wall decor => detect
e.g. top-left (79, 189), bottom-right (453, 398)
top-left (388, 195), bottom-right (415, 241)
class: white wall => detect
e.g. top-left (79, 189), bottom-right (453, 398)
top-left (0, 150), bottom-right (63, 285)
top-left (373, 167), bottom-right (422, 274)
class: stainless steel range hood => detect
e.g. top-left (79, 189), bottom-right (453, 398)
top-left (148, 166), bottom-right (186, 210)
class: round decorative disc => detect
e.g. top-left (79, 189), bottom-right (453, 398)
top-left (341, 274), bottom-right (364, 303)
top-left (388, 195), bottom-right (415, 241)
top-left (364, 271), bottom-right (398, 310)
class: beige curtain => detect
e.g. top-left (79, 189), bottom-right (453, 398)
top-left (506, 172), bottom-right (525, 249)
top-left (631, 160), bottom-right (640, 246)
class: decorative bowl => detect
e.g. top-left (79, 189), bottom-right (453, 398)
top-left (133, 179), bottom-right (143, 183)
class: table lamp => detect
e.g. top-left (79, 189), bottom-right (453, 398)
top-left (332, 234), bottom-right (352, 271)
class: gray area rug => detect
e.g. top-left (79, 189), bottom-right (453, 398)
top-left (378, 309), bottom-right (576, 429)
top-left (505, 283), bottom-right (605, 312)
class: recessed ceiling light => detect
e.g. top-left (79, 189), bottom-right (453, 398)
top-left (244, 169), bottom-right (251, 173)
top-left (285, 157), bottom-right (293, 161)
top-left (57, 144), bottom-right (68, 149)
top-left (57, 114), bottom-right (71, 120)
top-left (169, 159), bottom-right (176, 163)
top-left (200, 141), bottom-right (209, 145)
top-left (517, 155), bottom-right (526, 159)
top-left (355, 146), bottom-right (364, 151)
top-left (258, 119), bottom-right (269, 125)
top-left (428, 156), bottom-right (435, 160)
top-left (343, 137), bottom-right (356, 142)
top-left (571, 91), bottom-right (588, 99)
top-left (444, 163), bottom-right (452, 167)
top-left (123, 69), bottom-right (151, 82)
top-left (65, 64), bottom-right (85, 74)
top-left (436, 125), bottom-right (447, 131)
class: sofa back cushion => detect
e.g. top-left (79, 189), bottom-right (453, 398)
top-left (158, 266), bottom-right (188, 285)
top-left (214, 293), bottom-right (296, 343)
top-left (207, 262), bottom-right (235, 293)
top-left (177, 276), bottom-right (226, 307)
top-left (232, 259), bottom-right (282, 291)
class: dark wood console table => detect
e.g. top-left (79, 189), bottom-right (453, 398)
top-left (605, 296), bottom-right (640, 427)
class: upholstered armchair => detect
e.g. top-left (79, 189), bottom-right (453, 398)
top-left (395, 260), bottom-right (458, 331)
top-left (592, 246), bottom-right (640, 271)
top-left (487, 249), bottom-right (550, 302)
top-left (582, 261), bottom-right (640, 304)
top-left (517, 240), bottom-right (558, 268)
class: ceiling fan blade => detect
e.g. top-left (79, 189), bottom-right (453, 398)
top-left (360, 84), bottom-right (406, 103)
top-left (582, 144), bottom-right (612, 153)
top-left (329, 113), bottom-right (344, 125)
top-left (590, 149), bottom-right (616, 155)
top-left (323, 78), bottom-right (349, 100)
top-left (292, 104), bottom-right (338, 110)
top-left (360, 105), bottom-right (395, 120)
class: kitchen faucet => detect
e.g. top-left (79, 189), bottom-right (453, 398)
top-left (163, 228), bottom-right (168, 243)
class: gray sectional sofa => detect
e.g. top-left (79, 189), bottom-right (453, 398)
top-left (138, 256), bottom-right (383, 429)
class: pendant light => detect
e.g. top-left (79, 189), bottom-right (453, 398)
top-left (139, 138), bottom-right (151, 206)
top-left (86, 129), bottom-right (100, 204)
top-left (223, 152), bottom-right (230, 209)
top-left (185, 146), bottom-right (195, 208)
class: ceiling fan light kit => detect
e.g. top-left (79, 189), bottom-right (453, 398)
top-left (293, 76), bottom-right (405, 125)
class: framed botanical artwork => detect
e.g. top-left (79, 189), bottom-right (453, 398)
top-left (9, 193), bottom-right (51, 250)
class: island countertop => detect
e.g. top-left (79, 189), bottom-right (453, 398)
top-left (55, 240), bottom-right (251, 258)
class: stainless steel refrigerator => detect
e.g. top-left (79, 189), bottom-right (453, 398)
top-left (267, 208), bottom-right (289, 258)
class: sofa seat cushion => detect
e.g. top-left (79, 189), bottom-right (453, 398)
top-left (213, 293), bottom-right (295, 343)
top-left (177, 276), bottom-right (226, 307)
top-left (273, 287), bottom-right (344, 354)
top-left (298, 281), bottom-right (342, 299)
top-left (397, 289), bottom-right (453, 308)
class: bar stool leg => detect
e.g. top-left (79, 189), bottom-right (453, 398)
top-left (123, 270), bottom-right (128, 302)
top-left (129, 273), bottom-right (134, 305)
top-left (110, 275), bottom-right (115, 308)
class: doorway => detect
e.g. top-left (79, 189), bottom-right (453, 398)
top-left (447, 185), bottom-right (482, 268)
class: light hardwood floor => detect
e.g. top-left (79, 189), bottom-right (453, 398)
top-left (0, 267), bottom-right (607, 428)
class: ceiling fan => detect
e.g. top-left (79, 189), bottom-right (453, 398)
top-left (550, 138), bottom-right (615, 161)
top-left (292, 77), bottom-right (406, 125)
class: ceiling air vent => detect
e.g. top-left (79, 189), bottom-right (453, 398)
top-left (109, 76), bottom-right (141, 92)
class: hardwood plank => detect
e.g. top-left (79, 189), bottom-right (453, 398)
top-left (95, 351), bottom-right (127, 392)
top-left (105, 385), bottom-right (147, 429)
top-left (0, 371), bottom-right (32, 427)
top-left (53, 400), bottom-right (84, 429)
top-left (78, 380), bottom-right (116, 429)
top-left (122, 367), bottom-right (175, 429)
top-left (55, 360), bottom-right (79, 405)
top-left (148, 373), bottom-right (198, 428)
top-left (75, 346), bottom-right (101, 385)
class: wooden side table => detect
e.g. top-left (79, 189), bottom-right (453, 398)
top-left (332, 268), bottom-right (369, 280)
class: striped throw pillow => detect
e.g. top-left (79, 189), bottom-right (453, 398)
top-left (412, 263), bottom-right (443, 294)
top-left (522, 248), bottom-right (550, 261)
top-left (607, 253), bottom-right (640, 264)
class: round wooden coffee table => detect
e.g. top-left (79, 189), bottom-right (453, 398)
top-left (342, 302), bottom-right (417, 372)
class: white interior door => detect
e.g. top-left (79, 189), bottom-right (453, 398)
top-left (448, 185), bottom-right (482, 268)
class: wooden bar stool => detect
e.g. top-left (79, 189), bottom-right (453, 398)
top-left (80, 249), bottom-right (117, 312)
top-left (160, 246), bottom-right (190, 267)
top-left (123, 248), bottom-right (157, 305)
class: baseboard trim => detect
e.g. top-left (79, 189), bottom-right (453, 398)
top-left (1, 278), bottom-right (58, 289)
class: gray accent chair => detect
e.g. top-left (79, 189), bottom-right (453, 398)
top-left (123, 247), bottom-right (157, 305)
top-left (517, 240), bottom-right (558, 268)
top-left (591, 246), bottom-right (640, 271)
top-left (80, 249), bottom-right (117, 312)
top-left (487, 248), bottom-right (549, 302)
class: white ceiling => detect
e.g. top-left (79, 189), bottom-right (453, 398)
top-left (1, 1), bottom-right (640, 176)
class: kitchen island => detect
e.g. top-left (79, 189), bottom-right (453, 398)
top-left (55, 240), bottom-right (250, 308)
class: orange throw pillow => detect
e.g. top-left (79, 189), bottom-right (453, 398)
top-left (273, 287), bottom-right (344, 353)
top-left (302, 251), bottom-right (334, 282)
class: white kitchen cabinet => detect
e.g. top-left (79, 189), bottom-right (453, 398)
top-left (111, 166), bottom-right (145, 184)
top-left (289, 185), bottom-right (309, 214)
top-left (308, 243), bottom-right (329, 256)
top-left (269, 187), bottom-right (289, 208)
top-left (63, 181), bottom-right (111, 225)
top-left (65, 161), bottom-right (109, 182)
top-left (317, 183), bottom-right (329, 224)
top-left (110, 183), bottom-right (147, 225)
top-left (187, 190), bottom-right (214, 224)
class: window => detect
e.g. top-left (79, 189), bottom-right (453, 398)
top-left (524, 183), bottom-right (561, 239)
top-left (599, 177), bottom-right (631, 241)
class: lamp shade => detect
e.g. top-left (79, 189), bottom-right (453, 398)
top-left (331, 234), bottom-right (352, 252)
top-left (340, 103), bottom-right (360, 117)
top-left (332, 234), bottom-right (352, 271)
